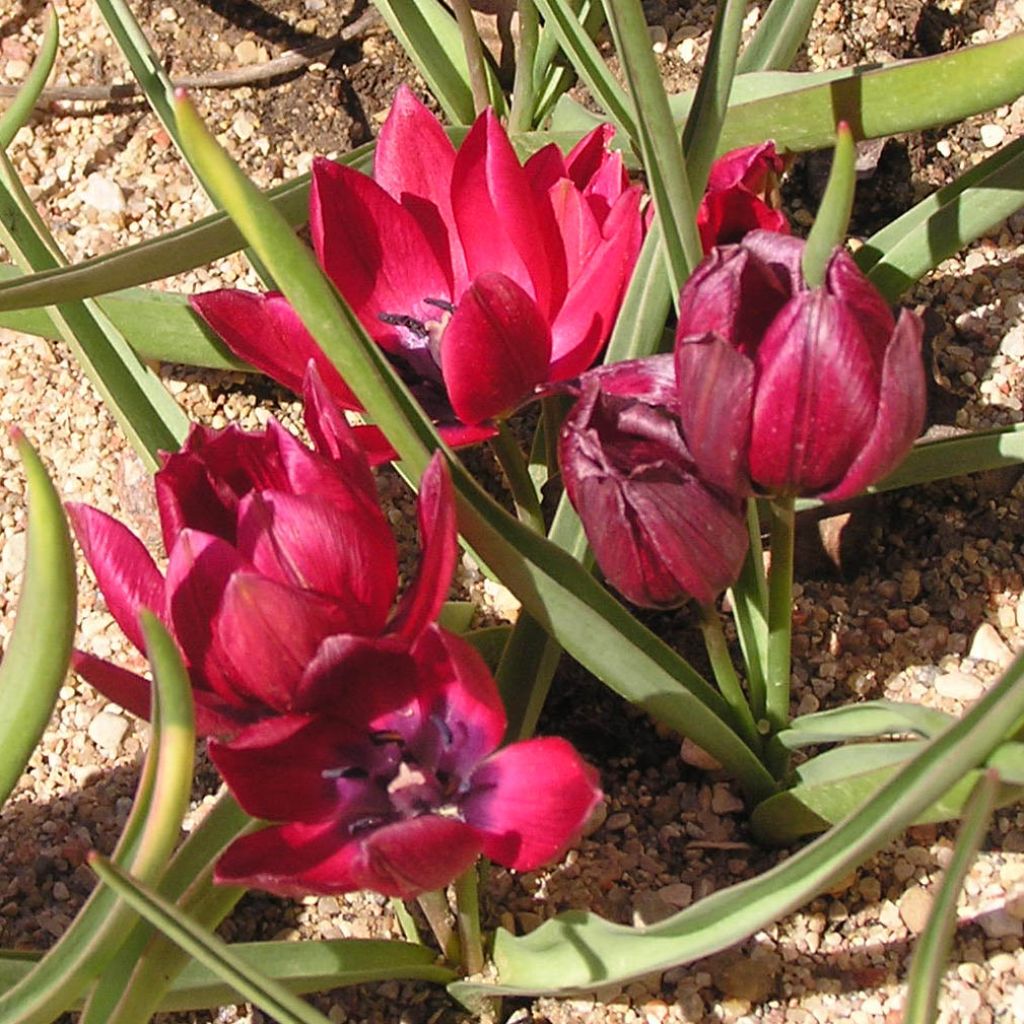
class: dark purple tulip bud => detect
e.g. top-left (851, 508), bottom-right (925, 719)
top-left (559, 357), bottom-right (749, 607)
top-left (675, 231), bottom-right (926, 502)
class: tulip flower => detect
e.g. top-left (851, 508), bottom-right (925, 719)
top-left (674, 231), bottom-right (926, 501)
top-left (69, 368), bottom-right (457, 737)
top-left (697, 142), bottom-right (788, 251)
top-left (211, 625), bottom-right (602, 899)
top-left (558, 357), bottom-right (749, 607)
top-left (192, 85), bottom-right (644, 442)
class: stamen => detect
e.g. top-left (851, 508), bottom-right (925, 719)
top-left (424, 297), bottom-right (455, 313)
top-left (378, 312), bottom-right (429, 338)
top-left (431, 714), bottom-right (454, 747)
top-left (370, 729), bottom-right (405, 746)
top-left (322, 765), bottom-right (369, 780)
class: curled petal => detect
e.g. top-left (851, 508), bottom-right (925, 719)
top-left (697, 188), bottom-right (789, 250)
top-left (706, 141), bottom-right (784, 194)
top-left (215, 814), bottom-right (483, 899)
top-left (462, 737), bottom-right (601, 872)
top-left (72, 649), bottom-right (151, 721)
top-left (68, 503), bottom-right (166, 651)
top-left (441, 272), bottom-right (552, 425)
top-left (389, 454), bottom-right (458, 641)
top-left (825, 247), bottom-right (897, 369)
top-left (819, 308), bottom-right (926, 501)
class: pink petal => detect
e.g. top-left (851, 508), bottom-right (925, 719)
top-left (190, 290), bottom-right (361, 409)
top-left (819, 308), bottom-right (926, 502)
top-left (451, 110), bottom-right (564, 317)
top-left (310, 157), bottom-right (452, 348)
top-left (697, 188), bottom-right (789, 250)
top-left (441, 272), bottom-right (552, 425)
top-left (548, 188), bottom-right (643, 379)
top-left (72, 649), bottom-right (152, 721)
top-left (462, 737), bottom-right (601, 871)
top-left (67, 503), bottom-right (166, 652)
top-left (215, 815), bottom-right (482, 899)
top-left (523, 142), bottom-right (568, 194)
top-left (546, 178), bottom-right (602, 284)
top-left (235, 490), bottom-right (396, 634)
top-left (706, 141), bottom-right (782, 193)
top-left (675, 332), bottom-right (755, 497)
top-left (374, 86), bottom-right (465, 291)
top-left (388, 454), bottom-right (457, 641)
top-left (825, 247), bottom-right (897, 370)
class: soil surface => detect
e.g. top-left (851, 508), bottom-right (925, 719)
top-left (1, 2), bottom-right (1024, 1023)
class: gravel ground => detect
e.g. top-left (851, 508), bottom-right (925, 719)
top-left (2, 1), bottom-right (1024, 1022)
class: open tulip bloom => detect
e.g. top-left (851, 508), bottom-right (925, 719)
top-left (68, 366), bottom-right (457, 737)
top-left (211, 625), bottom-right (602, 899)
top-left (192, 86), bottom-right (645, 444)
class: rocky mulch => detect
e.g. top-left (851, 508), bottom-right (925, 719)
top-left (1, 1), bottom-right (1024, 1022)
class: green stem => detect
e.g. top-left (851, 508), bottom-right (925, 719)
top-left (450, 0), bottom-right (492, 117)
top-left (417, 890), bottom-right (458, 962)
top-left (697, 603), bottom-right (763, 756)
top-left (453, 865), bottom-right (485, 977)
top-left (728, 498), bottom-right (769, 721)
top-left (497, 612), bottom-right (563, 742)
top-left (509, 0), bottom-right (540, 132)
top-left (765, 495), bottom-right (796, 733)
top-left (392, 900), bottom-right (423, 945)
top-left (491, 421), bottom-right (546, 532)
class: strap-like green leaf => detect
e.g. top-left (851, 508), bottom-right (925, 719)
top-left (0, 434), bottom-right (76, 806)
top-left (776, 700), bottom-right (954, 749)
top-left (801, 121), bottom-right (856, 286)
top-left (736, 0), bottom-right (820, 74)
top-left (451, 649), bottom-right (1024, 998)
top-left (0, 8), bottom-right (58, 151)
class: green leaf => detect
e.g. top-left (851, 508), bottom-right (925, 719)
top-left (750, 739), bottom-right (1024, 845)
top-left (903, 770), bottom-right (1000, 1024)
top-left (801, 121), bottom-right (856, 286)
top-left (532, 0), bottom-right (634, 135)
top-left (1, 940), bottom-right (453, 1011)
top-left (0, 434), bottom-right (76, 806)
top-left (0, 7), bottom-right (58, 151)
top-left (602, 0), bottom-right (702, 294)
top-left (465, 624), bottom-right (513, 672)
top-left (0, 614), bottom-right (195, 1023)
top-left (736, 0), bottom-right (820, 74)
top-left (450, 650), bottom-right (1024, 999)
top-left (0, 152), bottom-right (189, 469)
top-left (88, 855), bottom-right (335, 1024)
top-left (437, 600), bottom-right (476, 634)
top-left (776, 700), bottom-right (954, 749)
top-left (531, 0), bottom-right (605, 125)
top-left (371, 0), bottom-right (504, 123)
top-left (861, 137), bottom-right (1024, 301)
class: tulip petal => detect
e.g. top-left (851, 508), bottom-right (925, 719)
top-left (389, 454), bottom-right (458, 641)
top-left (190, 290), bottom-right (361, 409)
top-left (68, 503), bottom-right (166, 651)
top-left (548, 188), bottom-right (643, 379)
top-left (441, 272), bottom-right (552, 425)
top-left (311, 157), bottom-right (452, 351)
top-left (374, 85), bottom-right (465, 290)
top-left (235, 490), bottom-right (396, 634)
top-left (72, 649), bottom-right (152, 721)
top-left (697, 187), bottom-right (789, 250)
top-left (819, 308), bottom-right (926, 502)
top-left (452, 110), bottom-right (564, 317)
top-left (675, 332), bottom-right (755, 496)
top-left (462, 737), bottom-right (601, 872)
top-left (748, 291), bottom-right (878, 495)
top-left (825, 247), bottom-right (897, 369)
top-left (215, 814), bottom-right (483, 899)
top-left (706, 141), bottom-right (782, 194)
top-left (411, 626), bottom-right (507, 775)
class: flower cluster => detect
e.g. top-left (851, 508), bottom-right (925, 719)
top-left (560, 230), bottom-right (926, 608)
top-left (72, 366), bottom-right (600, 898)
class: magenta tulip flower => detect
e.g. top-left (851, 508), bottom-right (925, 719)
top-left (192, 86), bottom-right (644, 443)
top-left (69, 369), bottom-right (456, 737)
top-left (210, 625), bottom-right (602, 899)
top-left (697, 141), bottom-right (788, 251)
top-left (674, 231), bottom-right (926, 501)
top-left (558, 357), bottom-right (749, 608)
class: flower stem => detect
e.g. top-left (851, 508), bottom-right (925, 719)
top-left (765, 495), bottom-right (796, 733)
top-left (491, 421), bottom-right (546, 532)
top-left (450, 0), bottom-right (492, 117)
top-left (392, 899), bottom-right (423, 945)
top-left (728, 498), bottom-right (769, 721)
top-left (453, 864), bottom-right (485, 977)
top-left (509, 0), bottom-right (540, 132)
top-left (417, 889), bottom-right (458, 962)
top-left (697, 603), bottom-right (762, 756)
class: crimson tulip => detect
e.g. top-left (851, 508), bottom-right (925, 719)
top-left (674, 231), bottom-right (925, 501)
top-left (192, 85), bottom-right (644, 441)
top-left (211, 625), bottom-right (602, 899)
top-left (69, 368), bottom-right (456, 737)
top-left (558, 357), bottom-right (749, 607)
